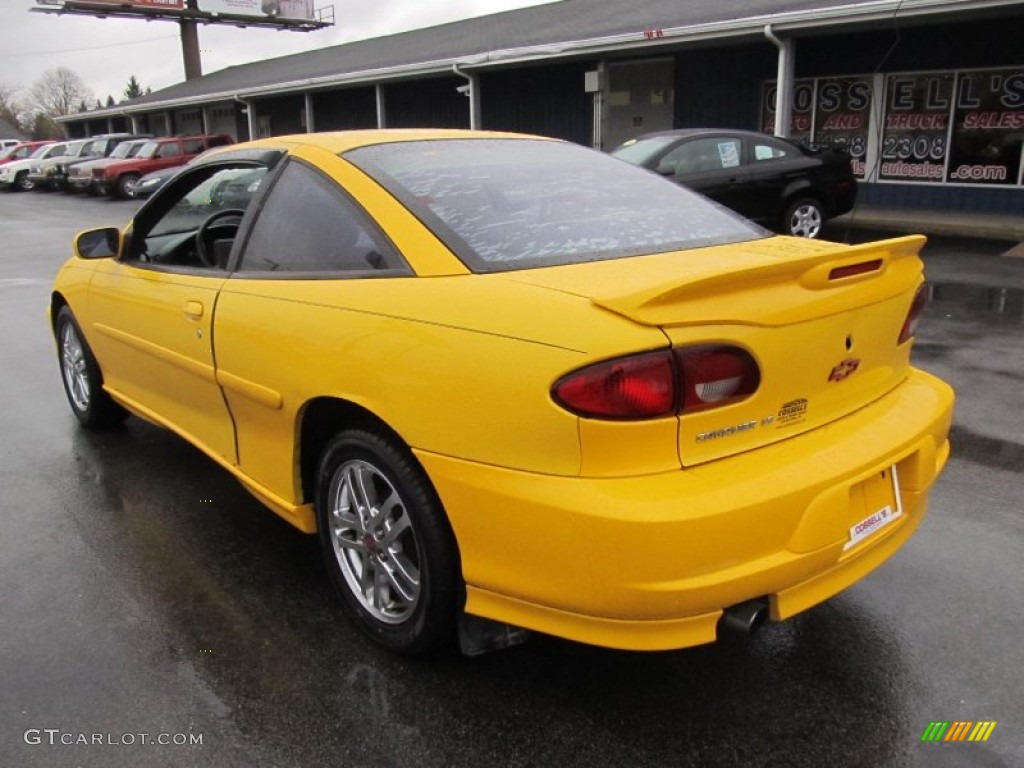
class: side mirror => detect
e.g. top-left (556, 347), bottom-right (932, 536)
top-left (74, 227), bottom-right (121, 260)
top-left (654, 161), bottom-right (675, 176)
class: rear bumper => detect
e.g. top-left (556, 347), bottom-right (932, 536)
top-left (417, 368), bottom-right (954, 651)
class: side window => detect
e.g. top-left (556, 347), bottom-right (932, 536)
top-left (238, 161), bottom-right (406, 275)
top-left (157, 143), bottom-right (182, 159)
top-left (660, 138), bottom-right (741, 174)
top-left (183, 139), bottom-right (204, 155)
top-left (753, 141), bottom-right (791, 161)
top-left (129, 165), bottom-right (270, 270)
top-left (206, 136), bottom-right (232, 149)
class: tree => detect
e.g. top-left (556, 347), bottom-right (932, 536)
top-left (28, 67), bottom-right (93, 120)
top-left (30, 113), bottom-right (62, 141)
top-left (0, 82), bottom-right (23, 132)
top-left (106, 94), bottom-right (115, 107)
top-left (123, 75), bottom-right (145, 102)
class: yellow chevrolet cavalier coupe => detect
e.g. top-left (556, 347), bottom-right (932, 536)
top-left (51, 131), bottom-right (954, 655)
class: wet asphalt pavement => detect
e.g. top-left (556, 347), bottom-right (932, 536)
top-left (0, 192), bottom-right (1021, 768)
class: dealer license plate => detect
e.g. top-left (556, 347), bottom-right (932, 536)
top-left (843, 465), bottom-right (903, 551)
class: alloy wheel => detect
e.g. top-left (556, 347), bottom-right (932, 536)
top-left (326, 458), bottom-right (422, 624)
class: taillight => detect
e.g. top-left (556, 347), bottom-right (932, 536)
top-left (676, 345), bottom-right (760, 414)
top-left (553, 345), bottom-right (759, 420)
top-left (552, 351), bottom-right (676, 420)
top-left (898, 284), bottom-right (928, 344)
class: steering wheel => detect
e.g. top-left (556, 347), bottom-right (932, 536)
top-left (196, 208), bottom-right (246, 268)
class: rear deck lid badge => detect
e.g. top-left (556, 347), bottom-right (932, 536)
top-left (828, 357), bottom-right (861, 382)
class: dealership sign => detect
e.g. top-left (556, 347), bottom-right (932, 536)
top-left (880, 73), bottom-right (952, 182)
top-left (948, 68), bottom-right (1024, 185)
top-left (762, 66), bottom-right (1024, 188)
top-left (814, 77), bottom-right (871, 178)
top-left (760, 79), bottom-right (815, 144)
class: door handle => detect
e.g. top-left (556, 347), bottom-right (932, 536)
top-left (183, 300), bottom-right (204, 319)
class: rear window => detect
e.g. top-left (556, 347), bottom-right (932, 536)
top-left (345, 139), bottom-right (763, 273)
top-left (610, 134), bottom-right (679, 165)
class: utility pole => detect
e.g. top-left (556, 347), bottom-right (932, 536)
top-left (181, 0), bottom-right (202, 80)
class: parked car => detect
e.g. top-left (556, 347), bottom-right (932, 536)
top-left (0, 139), bottom-right (22, 151)
top-left (52, 131), bottom-right (952, 656)
top-left (132, 164), bottom-right (183, 199)
top-left (0, 141), bottom-right (67, 191)
top-left (27, 138), bottom-right (94, 191)
top-left (93, 133), bottom-right (234, 198)
top-left (51, 133), bottom-right (151, 192)
top-left (67, 138), bottom-right (150, 194)
top-left (612, 128), bottom-right (857, 238)
top-left (0, 140), bottom-right (54, 167)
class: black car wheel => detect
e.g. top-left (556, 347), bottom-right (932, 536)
top-left (55, 306), bottom-right (128, 428)
top-left (316, 429), bottom-right (459, 655)
top-left (783, 197), bottom-right (824, 239)
top-left (13, 171), bottom-right (33, 192)
top-left (116, 173), bottom-right (141, 199)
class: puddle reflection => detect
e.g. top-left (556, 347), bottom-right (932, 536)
top-left (927, 282), bottom-right (1024, 325)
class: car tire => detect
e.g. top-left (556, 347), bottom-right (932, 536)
top-left (55, 306), bottom-right (128, 429)
top-left (316, 429), bottom-right (459, 656)
top-left (13, 171), bottom-right (33, 192)
top-left (115, 173), bottom-right (140, 199)
top-left (783, 196), bottom-right (824, 238)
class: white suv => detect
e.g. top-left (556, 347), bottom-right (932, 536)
top-left (0, 142), bottom-right (68, 191)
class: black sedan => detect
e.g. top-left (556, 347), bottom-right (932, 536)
top-left (611, 129), bottom-right (856, 238)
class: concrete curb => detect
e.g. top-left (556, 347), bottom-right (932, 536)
top-left (833, 207), bottom-right (1024, 243)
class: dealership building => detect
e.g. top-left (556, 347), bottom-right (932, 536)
top-left (62, 0), bottom-right (1024, 216)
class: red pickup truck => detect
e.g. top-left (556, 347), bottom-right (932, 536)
top-left (94, 133), bottom-right (234, 198)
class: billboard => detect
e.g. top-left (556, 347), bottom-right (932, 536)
top-left (198, 0), bottom-right (314, 21)
top-left (69, 0), bottom-right (185, 7)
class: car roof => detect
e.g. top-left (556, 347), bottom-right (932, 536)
top-left (208, 129), bottom-right (552, 157)
top-left (631, 128), bottom-right (793, 142)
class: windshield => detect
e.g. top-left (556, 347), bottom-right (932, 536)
top-left (0, 146), bottom-right (16, 160)
top-left (136, 141), bottom-right (160, 159)
top-left (110, 141), bottom-right (140, 159)
top-left (68, 140), bottom-right (91, 157)
top-left (31, 144), bottom-right (59, 159)
top-left (345, 139), bottom-right (764, 273)
top-left (610, 135), bottom-right (680, 165)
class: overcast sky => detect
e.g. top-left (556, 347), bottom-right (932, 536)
top-left (1, 0), bottom-right (557, 108)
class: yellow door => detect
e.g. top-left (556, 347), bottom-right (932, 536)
top-left (86, 260), bottom-right (237, 464)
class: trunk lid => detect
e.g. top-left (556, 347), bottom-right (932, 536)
top-left (510, 235), bottom-right (926, 466)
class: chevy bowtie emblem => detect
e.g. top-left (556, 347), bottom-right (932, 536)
top-left (828, 357), bottom-right (861, 382)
